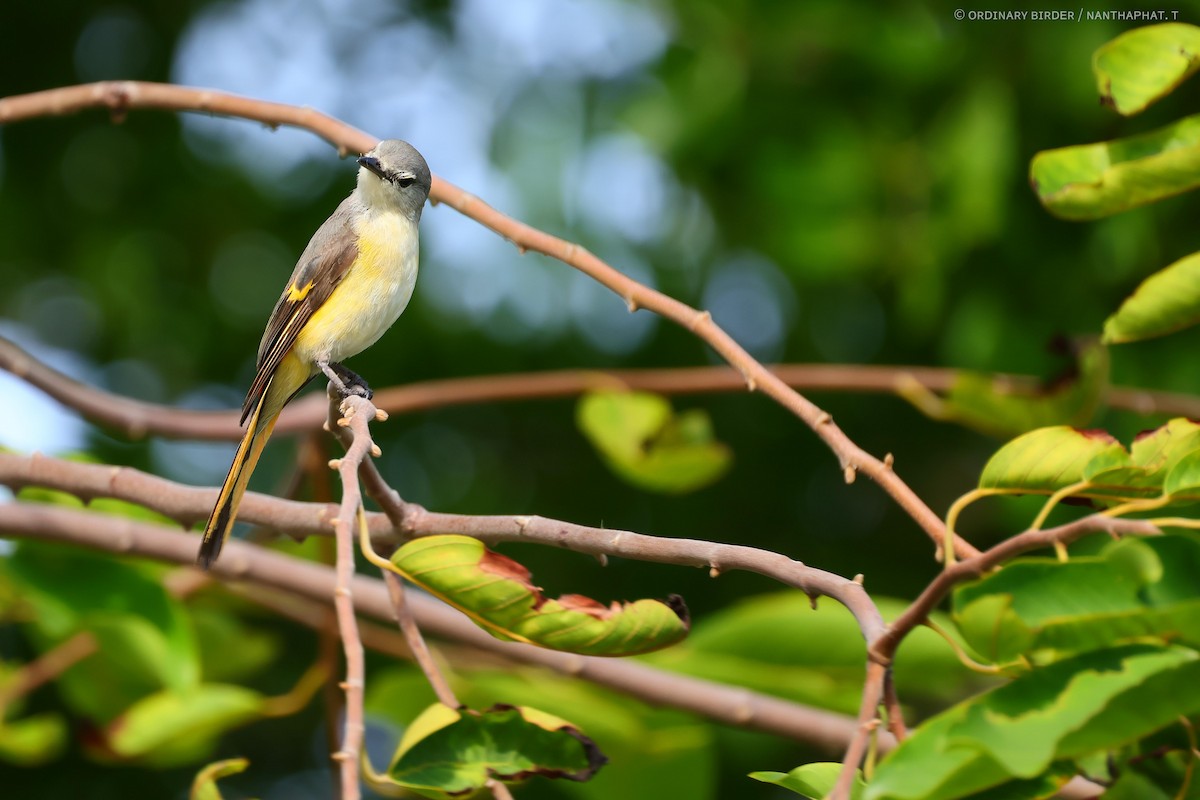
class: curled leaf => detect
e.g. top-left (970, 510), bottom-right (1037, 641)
top-left (577, 391), bottom-right (731, 493)
top-left (368, 703), bottom-right (606, 797)
top-left (899, 340), bottom-right (1107, 438)
top-left (390, 535), bottom-right (689, 656)
top-left (1030, 114), bottom-right (1200, 220)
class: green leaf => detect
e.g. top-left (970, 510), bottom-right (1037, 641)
top-left (901, 342), bottom-right (1108, 439)
top-left (978, 426), bottom-right (1123, 493)
top-left (952, 536), bottom-right (1200, 661)
top-left (389, 535), bottom-right (689, 656)
top-left (191, 607), bottom-right (280, 684)
top-left (1093, 23), bottom-right (1200, 115)
top-left (1103, 251), bottom-right (1200, 343)
top-left (1030, 113), bottom-right (1200, 220)
top-left (0, 544), bottom-right (200, 723)
top-left (649, 593), bottom-right (980, 714)
top-left (577, 391), bottom-right (731, 493)
top-left (369, 665), bottom-right (717, 800)
top-left (864, 645), bottom-right (1200, 800)
top-left (976, 418), bottom-right (1200, 504)
top-left (750, 763), bottom-right (864, 798)
top-left (99, 685), bottom-right (264, 766)
top-left (0, 712), bottom-right (67, 766)
top-left (373, 703), bottom-right (606, 797)
top-left (190, 758), bottom-right (252, 800)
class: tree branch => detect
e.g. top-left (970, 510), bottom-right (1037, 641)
top-left (0, 80), bottom-right (970, 558)
top-left (0, 501), bottom-right (886, 753)
top-left (0, 451), bottom-right (884, 644)
top-left (323, 390), bottom-right (381, 800)
top-left (4, 334), bottom-right (1196, 445)
top-left (869, 515), bottom-right (1161, 664)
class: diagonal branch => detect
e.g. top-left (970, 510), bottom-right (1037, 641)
top-left (0, 80), bottom-right (970, 559)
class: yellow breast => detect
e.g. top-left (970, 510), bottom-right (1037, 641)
top-left (292, 209), bottom-right (420, 367)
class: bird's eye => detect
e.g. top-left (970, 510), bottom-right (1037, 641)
top-left (396, 176), bottom-right (415, 188)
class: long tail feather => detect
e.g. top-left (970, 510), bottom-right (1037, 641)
top-left (196, 378), bottom-right (280, 569)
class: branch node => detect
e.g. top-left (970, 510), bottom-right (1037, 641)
top-left (624, 296), bottom-right (638, 313)
top-left (808, 594), bottom-right (819, 611)
top-left (322, 421), bottom-right (331, 432)
top-left (369, 444), bottom-right (382, 458)
top-left (596, 553), bottom-right (608, 567)
top-left (816, 411), bottom-right (833, 425)
top-left (336, 416), bottom-right (352, 428)
top-left (328, 458), bottom-right (343, 470)
top-left (853, 573), bottom-right (864, 585)
top-left (331, 750), bottom-right (351, 763)
top-left (688, 309), bottom-right (712, 331)
top-left (843, 464), bottom-right (857, 484)
top-left (883, 452), bottom-right (895, 470)
top-left (708, 565), bottom-right (721, 578)
top-left (516, 245), bottom-right (528, 255)
top-left (375, 409), bottom-right (389, 422)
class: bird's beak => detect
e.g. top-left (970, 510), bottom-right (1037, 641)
top-left (357, 156), bottom-right (387, 179)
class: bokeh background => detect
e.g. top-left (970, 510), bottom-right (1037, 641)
top-left (2, 1), bottom-right (1199, 797)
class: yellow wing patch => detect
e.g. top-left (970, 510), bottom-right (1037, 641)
top-left (287, 281), bottom-right (315, 302)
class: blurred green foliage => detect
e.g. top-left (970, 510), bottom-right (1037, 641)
top-left (3, 1), bottom-right (1200, 797)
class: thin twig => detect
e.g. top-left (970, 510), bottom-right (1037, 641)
top-left (383, 572), bottom-right (459, 708)
top-left (832, 661), bottom-right (885, 799)
top-left (5, 334), bottom-right (1196, 443)
top-left (325, 390), bottom-right (380, 800)
top-left (487, 778), bottom-right (515, 800)
top-left (881, 669), bottom-right (907, 742)
top-left (0, 631), bottom-right (97, 709)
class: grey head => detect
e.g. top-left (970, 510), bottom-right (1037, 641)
top-left (356, 139), bottom-right (432, 219)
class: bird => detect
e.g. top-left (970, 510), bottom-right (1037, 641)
top-left (196, 139), bottom-right (431, 569)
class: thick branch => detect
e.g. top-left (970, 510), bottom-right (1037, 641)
top-left (0, 501), bottom-right (884, 752)
top-left (0, 451), bottom-right (884, 644)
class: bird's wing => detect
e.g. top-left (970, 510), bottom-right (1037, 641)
top-left (241, 200), bottom-right (360, 424)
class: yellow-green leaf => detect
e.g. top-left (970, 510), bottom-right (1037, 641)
top-left (577, 391), bottom-right (731, 493)
top-left (390, 535), bottom-right (689, 656)
top-left (99, 685), bottom-right (264, 766)
top-left (1103, 251), bottom-right (1200, 343)
top-left (1093, 23), bottom-right (1200, 115)
top-left (978, 427), bottom-right (1123, 493)
top-left (1030, 114), bottom-right (1200, 220)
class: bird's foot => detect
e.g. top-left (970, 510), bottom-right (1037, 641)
top-left (319, 361), bottom-right (373, 400)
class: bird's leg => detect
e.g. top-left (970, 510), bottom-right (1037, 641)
top-left (317, 361), bottom-right (373, 399)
